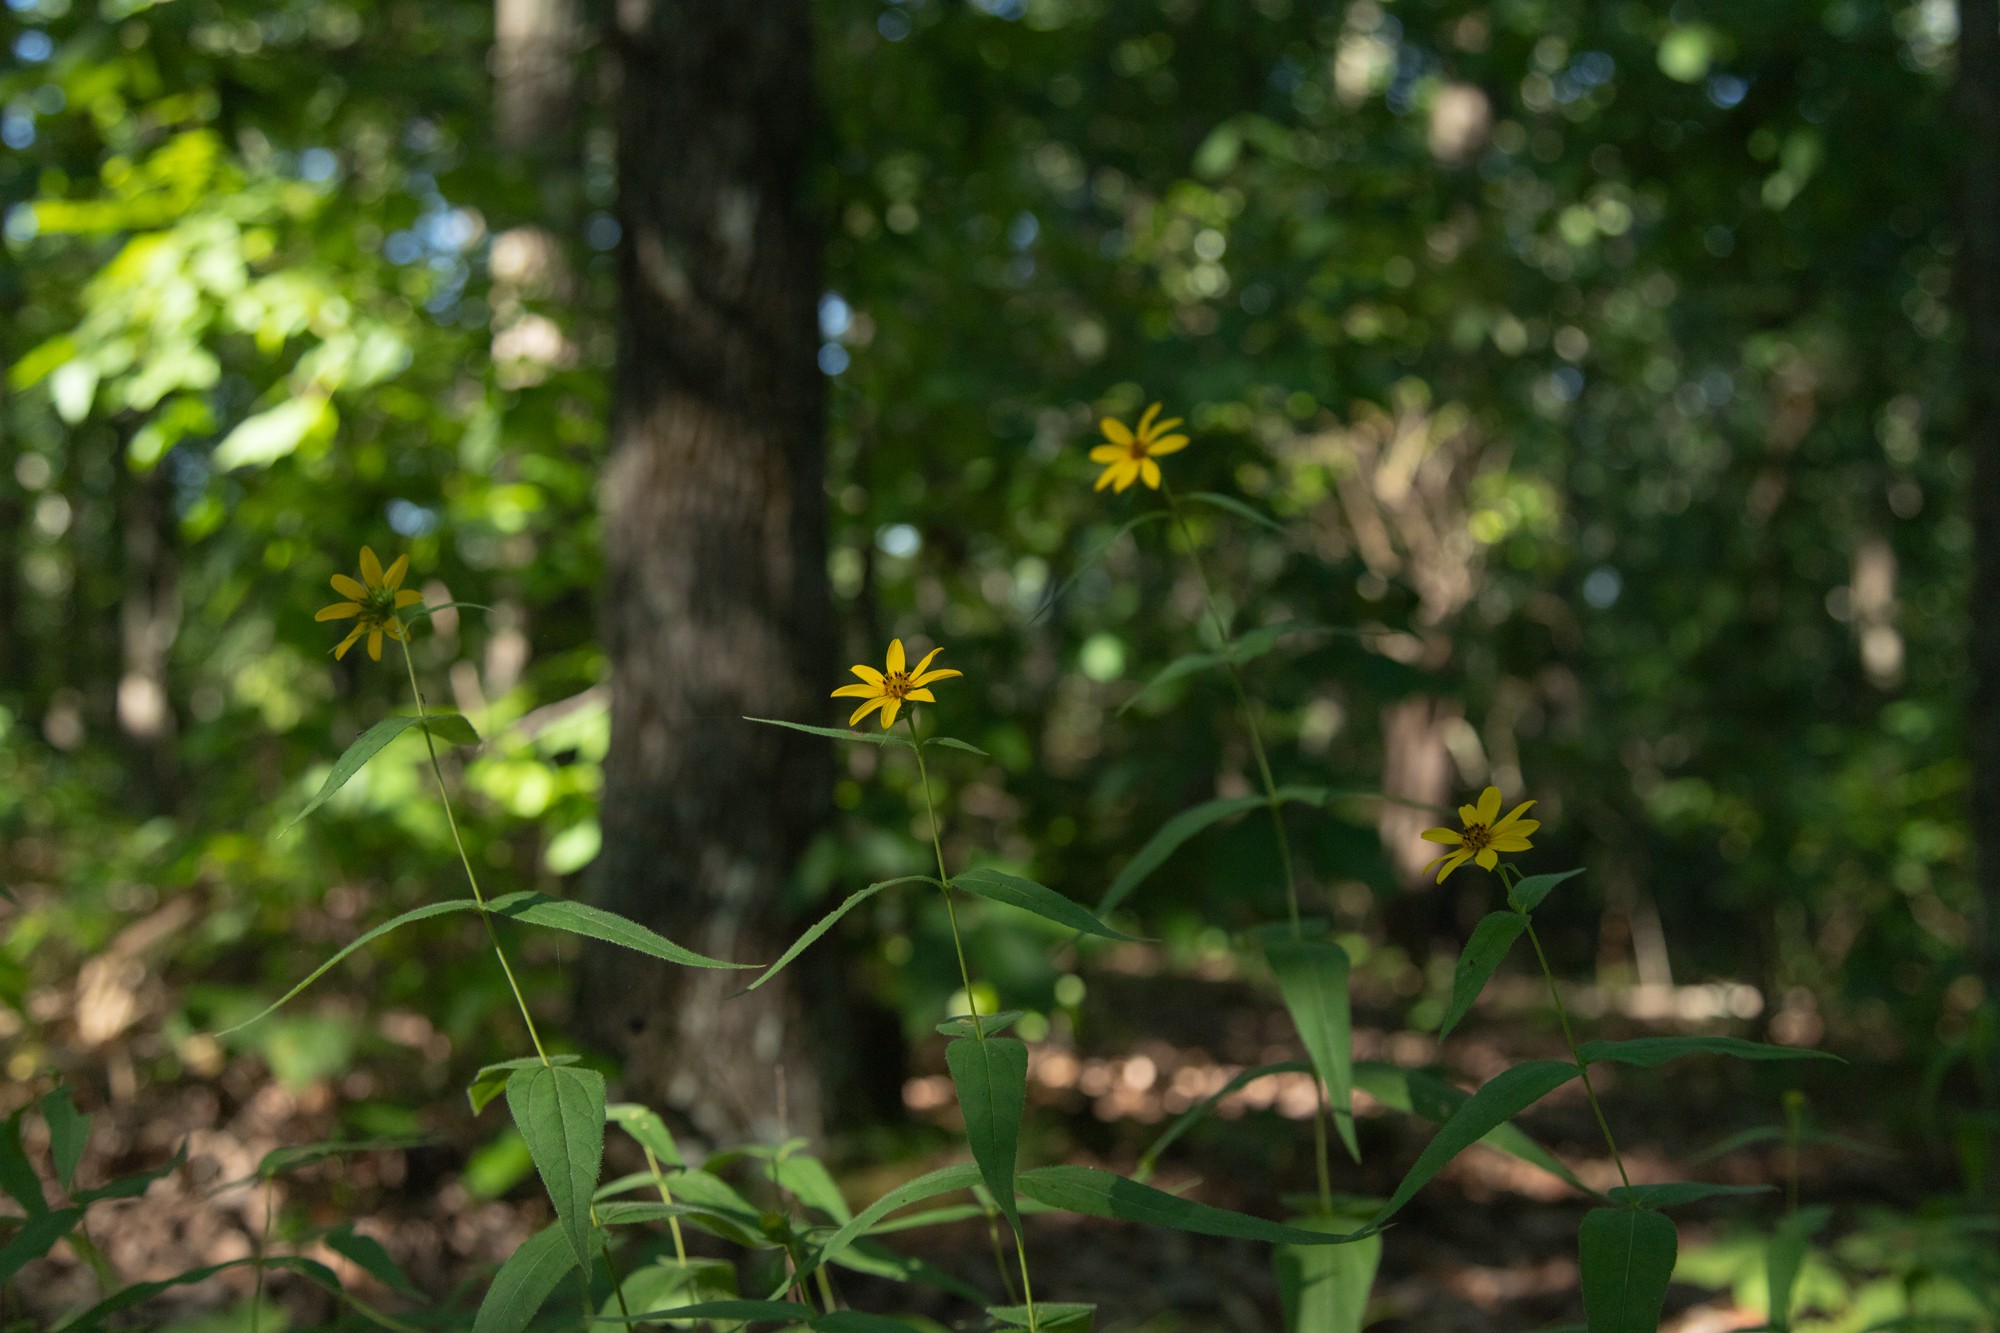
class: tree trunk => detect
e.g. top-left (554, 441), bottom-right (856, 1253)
top-left (1960, 0), bottom-right (2000, 1058)
top-left (585, 0), bottom-right (837, 1145)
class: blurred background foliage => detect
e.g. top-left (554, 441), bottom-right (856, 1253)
top-left (0, 0), bottom-right (1982, 1194)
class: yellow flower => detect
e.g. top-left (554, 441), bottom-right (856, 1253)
top-left (1091, 402), bottom-right (1190, 492)
top-left (832, 638), bottom-right (963, 729)
top-left (1419, 786), bottom-right (1540, 883)
top-left (315, 545), bottom-right (422, 662)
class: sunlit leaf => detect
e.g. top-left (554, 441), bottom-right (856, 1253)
top-left (286, 714), bottom-right (478, 833)
top-left (505, 1064), bottom-right (605, 1267)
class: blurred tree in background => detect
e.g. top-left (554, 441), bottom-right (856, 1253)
top-left (0, 0), bottom-right (1987, 1163)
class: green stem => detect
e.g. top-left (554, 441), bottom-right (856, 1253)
top-left (904, 709), bottom-right (1036, 1331)
top-left (250, 1178), bottom-right (274, 1333)
top-left (1520, 907), bottom-right (1631, 1194)
top-left (1164, 487), bottom-right (1332, 1209)
top-left (597, 1224), bottom-right (634, 1324)
top-left (814, 1265), bottom-right (838, 1314)
top-left (641, 1145), bottom-right (690, 1265)
top-left (398, 632), bottom-right (548, 1066)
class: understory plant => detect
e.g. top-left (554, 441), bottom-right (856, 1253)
top-left (0, 406), bottom-right (1910, 1333)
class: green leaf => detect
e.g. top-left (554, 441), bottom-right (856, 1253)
top-left (485, 892), bottom-right (749, 969)
top-left (991, 1303), bottom-right (1096, 1331)
top-left (73, 1144), bottom-right (187, 1207)
top-left (1097, 788), bottom-right (1331, 918)
top-left (774, 1152), bottom-right (853, 1224)
top-left (1015, 1166), bottom-right (1361, 1245)
top-left (1578, 1207), bottom-right (1677, 1333)
top-left (0, 1206), bottom-right (81, 1284)
top-left (1354, 1064), bottom-right (1587, 1194)
top-left (954, 867), bottom-right (1143, 941)
top-left (215, 900), bottom-right (482, 1036)
top-left (0, 1113), bottom-right (47, 1215)
top-left (832, 1239), bottom-right (988, 1304)
top-left (287, 714), bottom-right (476, 833)
top-left (599, 1257), bottom-right (737, 1322)
top-left (595, 1299), bottom-right (810, 1324)
top-left (1265, 937), bottom-right (1359, 1161)
top-left (1578, 1037), bottom-right (1844, 1069)
top-left (469, 1056), bottom-right (581, 1116)
top-left (249, 1135), bottom-right (437, 1185)
top-left (471, 1225), bottom-right (578, 1333)
top-left (1439, 912), bottom-right (1530, 1038)
top-left (946, 1037), bottom-right (1029, 1234)
top-left (925, 736), bottom-right (989, 756)
top-left (1509, 869), bottom-right (1585, 915)
top-left (1117, 649), bottom-right (1229, 715)
top-left (935, 1010), bottom-right (1023, 1038)
top-left (1605, 1182), bottom-right (1775, 1209)
top-left (605, 1103), bottom-right (683, 1168)
top-left (744, 877), bottom-right (932, 992)
top-left (744, 716), bottom-right (912, 748)
top-left (325, 1223), bottom-right (423, 1299)
top-left (1137, 1060), bottom-right (1312, 1179)
top-left (40, 1087), bottom-right (89, 1194)
top-left (1276, 1209), bottom-right (1381, 1333)
top-left (1185, 490), bottom-right (1286, 533)
top-left (1368, 1060), bottom-right (1581, 1230)
top-left (1766, 1205), bottom-right (1831, 1331)
top-left (505, 1064), bottom-right (606, 1267)
top-left (805, 1163), bottom-right (985, 1275)
top-left (814, 1312), bottom-right (931, 1333)
top-left (212, 395), bottom-right (335, 469)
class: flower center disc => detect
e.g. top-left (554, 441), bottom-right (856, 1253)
top-left (884, 671), bottom-right (911, 699)
top-left (1461, 823), bottom-right (1493, 852)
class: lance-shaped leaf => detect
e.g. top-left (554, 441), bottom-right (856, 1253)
top-left (936, 1010), bottom-right (1024, 1038)
top-left (1016, 1166), bottom-right (1362, 1245)
top-left (1368, 1060), bottom-right (1581, 1230)
top-left (505, 1064), bottom-right (605, 1267)
top-left (40, 1087), bottom-right (89, 1194)
top-left (1185, 489), bottom-right (1286, 533)
top-left (215, 900), bottom-right (481, 1036)
top-left (0, 1207), bottom-right (81, 1284)
top-left (954, 867), bottom-right (1142, 941)
top-left (991, 1303), bottom-right (1096, 1331)
top-left (803, 1162), bottom-right (985, 1275)
top-left (815, 1312), bottom-right (935, 1333)
top-left (744, 717), bottom-right (913, 748)
top-left (485, 892), bottom-right (748, 969)
top-left (1096, 786), bottom-right (1338, 918)
top-left (946, 1037), bottom-right (1029, 1234)
top-left (1578, 1037), bottom-right (1844, 1069)
top-left (0, 1113), bottom-right (46, 1215)
top-left (605, 1103), bottom-right (683, 1168)
top-left (470, 1055), bottom-right (581, 1116)
top-left (598, 1256), bottom-right (737, 1322)
top-left (1354, 1063), bottom-right (1587, 1194)
top-left (1439, 911), bottom-right (1529, 1038)
top-left (1605, 1182), bottom-right (1774, 1210)
top-left (774, 1151), bottom-right (852, 1223)
top-left (1276, 1209), bottom-right (1381, 1333)
top-left (1265, 937), bottom-right (1360, 1160)
top-left (1578, 1207), bottom-right (1677, 1333)
top-left (74, 1142), bottom-right (187, 1206)
top-left (1766, 1205), bottom-right (1831, 1332)
top-left (53, 1256), bottom-right (345, 1331)
top-left (286, 713), bottom-right (480, 832)
top-left (1508, 868), bottom-right (1584, 915)
top-left (743, 877), bottom-right (933, 992)
top-left (324, 1222), bottom-right (424, 1300)
top-left (834, 1239), bottom-right (988, 1304)
top-left (471, 1225), bottom-right (578, 1333)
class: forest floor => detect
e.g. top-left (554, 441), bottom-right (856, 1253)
top-left (9, 952), bottom-right (1935, 1332)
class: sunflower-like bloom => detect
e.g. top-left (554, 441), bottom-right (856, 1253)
top-left (1090, 402), bottom-right (1189, 493)
top-left (832, 638), bottom-right (962, 729)
top-left (316, 546), bottom-right (422, 662)
top-left (1420, 786), bottom-right (1540, 883)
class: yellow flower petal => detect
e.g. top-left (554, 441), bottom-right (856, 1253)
top-left (1489, 835), bottom-right (1534, 853)
top-left (1476, 787), bottom-right (1503, 824)
top-left (316, 602), bottom-right (362, 622)
top-left (911, 667), bottom-right (963, 686)
top-left (383, 553), bottom-right (410, 590)
top-left (886, 639), bottom-right (906, 676)
top-left (1474, 848), bottom-right (1499, 870)
top-left (1436, 850), bottom-right (1472, 883)
top-left (1419, 827), bottom-right (1463, 845)
top-left (1137, 402), bottom-right (1162, 436)
top-left (334, 624), bottom-right (366, 659)
top-left (1094, 463), bottom-right (1120, 491)
top-left (905, 688), bottom-right (936, 703)
top-left (367, 628), bottom-right (384, 661)
top-left (850, 663), bottom-right (884, 686)
top-left (1147, 433), bottom-right (1190, 455)
top-left (359, 546), bottom-right (385, 588)
top-left (1089, 444), bottom-right (1126, 463)
top-left (849, 695), bottom-right (891, 726)
top-left (832, 683), bottom-right (878, 699)
top-left (395, 589), bottom-right (423, 608)
top-left (1500, 819), bottom-right (1540, 839)
top-left (1458, 803), bottom-right (1482, 826)
top-left (1147, 415), bottom-right (1185, 436)
top-left (1139, 457), bottom-right (1162, 490)
top-left (1494, 800), bottom-right (1538, 831)
top-left (878, 698), bottom-right (902, 729)
top-left (331, 573), bottom-right (368, 601)
top-left (1114, 461), bottom-right (1140, 493)
top-left (910, 646), bottom-right (944, 677)
top-left (1100, 417), bottom-right (1134, 446)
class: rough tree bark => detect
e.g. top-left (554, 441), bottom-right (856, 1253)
top-left (1959, 0), bottom-right (2000, 1065)
top-left (584, 1), bottom-right (839, 1145)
